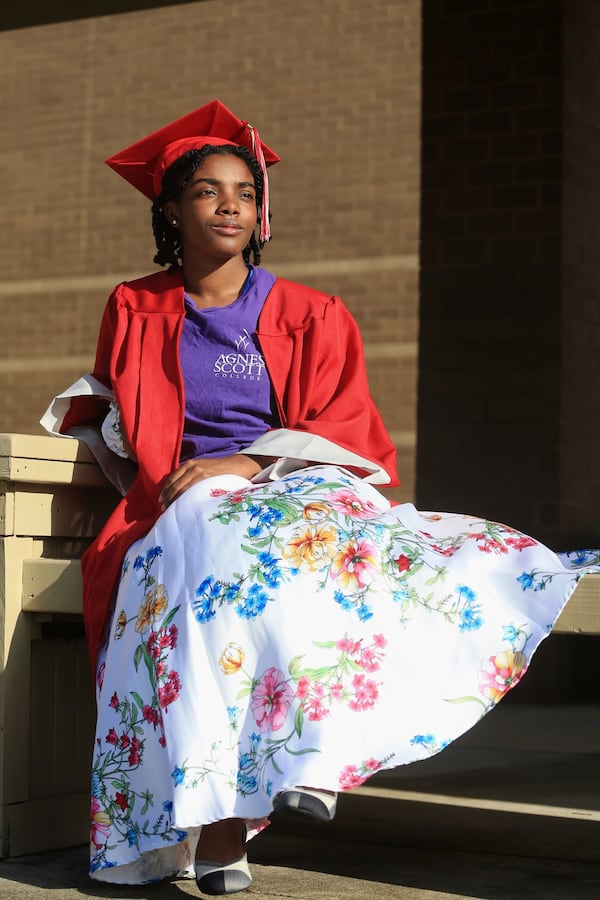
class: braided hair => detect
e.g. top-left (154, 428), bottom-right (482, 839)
top-left (151, 144), bottom-right (266, 270)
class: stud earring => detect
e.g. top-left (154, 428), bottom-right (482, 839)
top-left (172, 219), bottom-right (177, 225)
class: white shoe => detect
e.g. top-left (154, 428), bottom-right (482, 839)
top-left (195, 853), bottom-right (252, 895)
top-left (273, 786), bottom-right (337, 822)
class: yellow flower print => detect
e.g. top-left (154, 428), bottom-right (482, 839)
top-left (114, 610), bottom-right (127, 639)
top-left (282, 524), bottom-right (339, 572)
top-left (302, 501), bottom-right (332, 521)
top-left (219, 643), bottom-right (245, 674)
top-left (135, 583), bottom-right (169, 634)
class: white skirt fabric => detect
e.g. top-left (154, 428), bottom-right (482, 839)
top-left (89, 465), bottom-right (599, 883)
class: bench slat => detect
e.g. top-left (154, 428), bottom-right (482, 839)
top-left (21, 560), bottom-right (600, 635)
top-left (22, 558), bottom-right (82, 615)
top-left (554, 574), bottom-right (600, 635)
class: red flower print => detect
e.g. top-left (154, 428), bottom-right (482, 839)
top-left (106, 728), bottom-right (118, 745)
top-left (251, 667), bottom-right (294, 732)
top-left (109, 692), bottom-right (119, 709)
top-left (142, 704), bottom-right (159, 726)
top-left (119, 733), bottom-right (131, 749)
top-left (506, 535), bottom-right (537, 551)
top-left (158, 671), bottom-right (181, 709)
top-left (128, 737), bottom-right (141, 766)
top-left (395, 554), bottom-right (411, 572)
top-left (115, 791), bottom-right (128, 811)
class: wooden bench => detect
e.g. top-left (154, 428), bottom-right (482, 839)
top-left (0, 432), bottom-right (598, 858)
top-left (0, 433), bottom-right (119, 858)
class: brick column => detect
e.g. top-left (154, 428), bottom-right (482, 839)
top-left (418, 0), bottom-right (563, 546)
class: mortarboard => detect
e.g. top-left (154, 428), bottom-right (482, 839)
top-left (105, 99), bottom-right (280, 244)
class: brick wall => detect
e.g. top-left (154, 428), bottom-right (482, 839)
top-left (418, 0), bottom-right (564, 545)
top-left (0, 0), bottom-right (421, 502)
top-left (560, 0), bottom-right (600, 545)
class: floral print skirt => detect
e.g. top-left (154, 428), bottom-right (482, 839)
top-left (90, 465), bottom-right (598, 882)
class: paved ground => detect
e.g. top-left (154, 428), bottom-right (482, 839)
top-left (1, 703), bottom-right (599, 899)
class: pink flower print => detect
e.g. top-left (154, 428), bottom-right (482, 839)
top-left (479, 650), bottom-right (527, 702)
top-left (90, 796), bottom-right (111, 850)
top-left (106, 728), bottom-right (118, 746)
top-left (357, 648), bottom-right (380, 672)
top-left (156, 661), bottom-right (167, 678)
top-left (251, 666), bottom-right (294, 732)
top-left (331, 538), bottom-right (379, 590)
top-left (96, 662), bottom-right (105, 691)
top-left (209, 488), bottom-right (229, 497)
top-left (158, 670), bottom-right (181, 709)
top-left (364, 757), bottom-right (383, 772)
top-left (339, 764), bottom-right (368, 790)
top-left (348, 674), bottom-right (379, 711)
top-left (159, 735), bottom-right (166, 748)
top-left (295, 676), bottom-right (311, 700)
top-left (330, 682), bottom-right (344, 700)
top-left (373, 634), bottom-right (387, 649)
top-left (328, 489), bottom-right (379, 519)
top-left (304, 681), bottom-right (330, 721)
top-left (336, 637), bottom-right (361, 654)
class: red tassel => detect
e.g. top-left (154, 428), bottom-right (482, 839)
top-left (246, 123), bottom-right (271, 245)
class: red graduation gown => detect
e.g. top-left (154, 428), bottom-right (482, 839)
top-left (61, 270), bottom-right (398, 669)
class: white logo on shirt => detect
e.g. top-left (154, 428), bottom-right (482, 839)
top-left (214, 330), bottom-right (266, 379)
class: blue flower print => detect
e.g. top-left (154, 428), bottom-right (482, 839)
top-left (236, 584), bottom-right (270, 619)
top-left (171, 766), bottom-right (185, 786)
top-left (357, 604), bottom-right (374, 622)
top-left (192, 593), bottom-right (216, 624)
top-left (517, 572), bottom-right (534, 590)
top-left (410, 733), bottom-right (436, 748)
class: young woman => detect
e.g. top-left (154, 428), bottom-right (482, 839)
top-left (42, 100), bottom-right (599, 895)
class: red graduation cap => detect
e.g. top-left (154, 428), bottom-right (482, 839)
top-left (105, 99), bottom-right (280, 244)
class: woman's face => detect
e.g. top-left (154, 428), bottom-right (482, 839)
top-left (165, 153), bottom-right (258, 263)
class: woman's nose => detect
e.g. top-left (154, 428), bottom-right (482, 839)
top-left (217, 194), bottom-right (239, 215)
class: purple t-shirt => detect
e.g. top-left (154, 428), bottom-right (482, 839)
top-left (179, 267), bottom-right (279, 462)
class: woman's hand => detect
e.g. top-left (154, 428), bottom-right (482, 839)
top-left (158, 454), bottom-right (266, 510)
